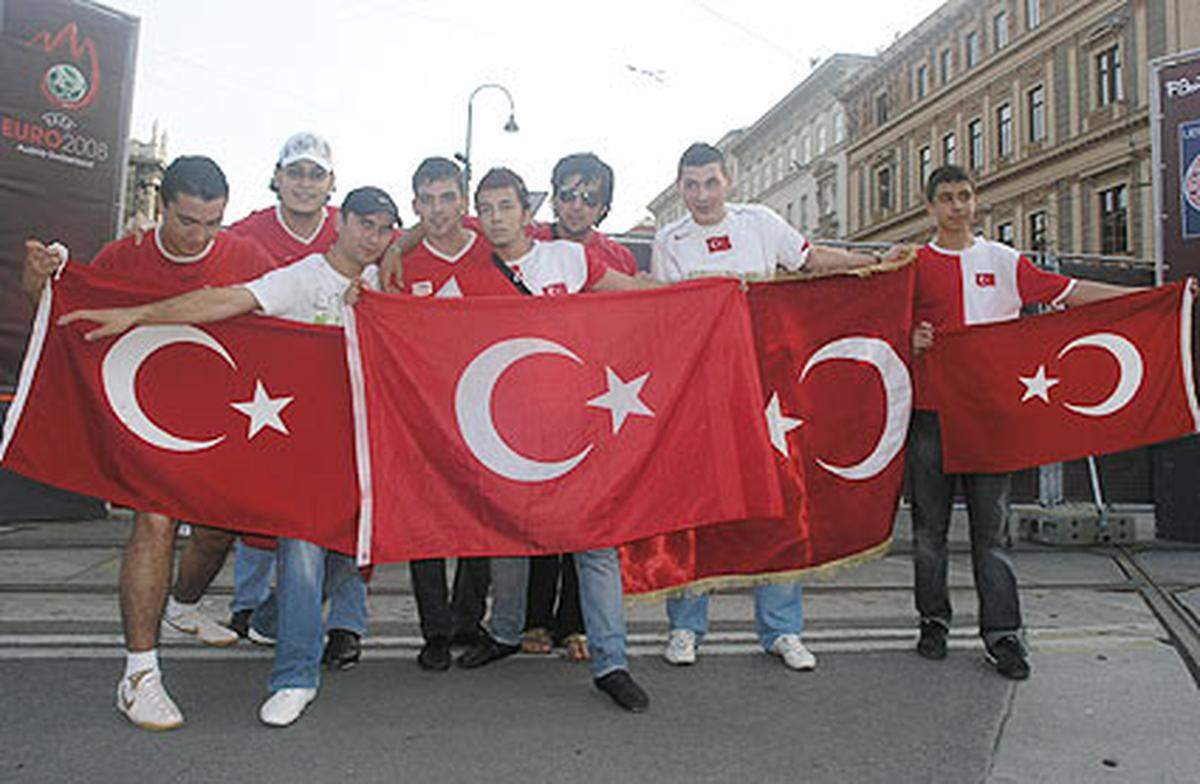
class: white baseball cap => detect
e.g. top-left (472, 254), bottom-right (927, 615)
top-left (277, 131), bottom-right (333, 171)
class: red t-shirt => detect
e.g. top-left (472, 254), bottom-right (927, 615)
top-left (227, 205), bottom-right (339, 266)
top-left (401, 229), bottom-right (517, 297)
top-left (914, 237), bottom-right (1075, 410)
top-left (529, 224), bottom-right (637, 275)
top-left (90, 229), bottom-right (277, 294)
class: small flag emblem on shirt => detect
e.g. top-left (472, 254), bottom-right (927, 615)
top-left (706, 235), bottom-right (732, 253)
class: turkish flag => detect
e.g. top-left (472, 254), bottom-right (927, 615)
top-left (0, 264), bottom-right (359, 554)
top-left (620, 268), bottom-right (916, 595)
top-left (345, 279), bottom-right (783, 564)
top-left (929, 281), bottom-right (1200, 474)
top-left (706, 235), bottom-right (732, 253)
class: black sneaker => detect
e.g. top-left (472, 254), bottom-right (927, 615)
top-left (594, 670), bottom-right (649, 713)
top-left (323, 629), bottom-right (362, 671)
top-left (916, 621), bottom-right (948, 660)
top-left (985, 635), bottom-right (1031, 680)
top-left (226, 609), bottom-right (253, 639)
top-left (456, 636), bottom-right (520, 669)
top-left (417, 637), bottom-right (452, 671)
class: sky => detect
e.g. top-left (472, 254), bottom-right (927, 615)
top-left (102, 0), bottom-right (947, 232)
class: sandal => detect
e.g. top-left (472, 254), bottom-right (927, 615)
top-left (520, 627), bottom-right (553, 654)
top-left (563, 633), bottom-right (590, 662)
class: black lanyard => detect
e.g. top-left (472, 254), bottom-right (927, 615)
top-left (490, 252), bottom-right (534, 296)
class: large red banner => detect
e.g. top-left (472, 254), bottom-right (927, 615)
top-left (1, 264), bottom-right (360, 554)
top-left (346, 279), bottom-right (783, 564)
top-left (620, 268), bottom-right (916, 595)
top-left (928, 282), bottom-right (1199, 474)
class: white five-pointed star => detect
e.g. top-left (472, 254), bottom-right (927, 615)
top-left (229, 380), bottom-right (293, 439)
top-left (587, 367), bottom-right (654, 434)
top-left (764, 392), bottom-right (803, 457)
top-left (1018, 364), bottom-right (1061, 404)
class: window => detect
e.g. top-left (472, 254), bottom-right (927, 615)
top-left (1097, 46), bottom-right (1124, 106)
top-left (799, 195), bottom-right (809, 229)
top-left (997, 103), bottom-right (1013, 157)
top-left (969, 118), bottom-right (984, 168)
top-left (801, 134), bottom-right (811, 164)
top-left (821, 178), bottom-right (837, 215)
top-left (876, 166), bottom-right (893, 211)
top-left (916, 65), bottom-right (929, 99)
top-left (1028, 85), bottom-right (1045, 141)
top-left (1025, 0), bottom-right (1040, 30)
top-left (834, 112), bottom-right (846, 143)
top-left (965, 31), bottom-right (980, 68)
top-left (996, 222), bottom-right (1015, 246)
top-left (875, 92), bottom-right (890, 125)
top-left (1029, 211), bottom-right (1047, 251)
top-left (1099, 184), bottom-right (1128, 253)
top-left (919, 146), bottom-right (932, 191)
top-left (817, 126), bottom-right (827, 155)
top-left (942, 132), bottom-right (957, 165)
top-left (786, 202), bottom-right (794, 226)
top-left (994, 10), bottom-right (1009, 49)
top-left (939, 49), bottom-right (952, 84)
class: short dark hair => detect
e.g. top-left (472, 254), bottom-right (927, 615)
top-left (925, 165), bottom-right (974, 202)
top-left (475, 167), bottom-right (530, 211)
top-left (412, 156), bottom-right (464, 196)
top-left (160, 156), bottom-right (228, 206)
top-left (552, 152), bottom-right (614, 224)
top-left (677, 142), bottom-right (727, 180)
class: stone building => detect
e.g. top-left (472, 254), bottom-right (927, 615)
top-left (122, 122), bottom-right (167, 230)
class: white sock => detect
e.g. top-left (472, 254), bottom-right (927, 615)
top-left (164, 596), bottom-right (194, 620)
top-left (125, 649), bottom-right (159, 679)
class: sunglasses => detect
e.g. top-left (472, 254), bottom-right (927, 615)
top-left (556, 188), bottom-right (603, 207)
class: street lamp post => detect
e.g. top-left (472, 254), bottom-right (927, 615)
top-left (456, 83), bottom-right (519, 198)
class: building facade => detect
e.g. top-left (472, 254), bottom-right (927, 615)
top-left (647, 54), bottom-right (871, 239)
top-left (122, 122), bottom-right (168, 230)
top-left (842, 0), bottom-right (1200, 259)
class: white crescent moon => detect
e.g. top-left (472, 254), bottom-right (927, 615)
top-left (101, 325), bottom-right (234, 452)
top-left (454, 337), bottom-right (593, 483)
top-left (800, 336), bottom-right (912, 481)
top-left (1056, 332), bottom-right (1143, 417)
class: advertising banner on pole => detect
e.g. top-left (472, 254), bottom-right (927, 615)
top-left (0, 0), bottom-right (138, 392)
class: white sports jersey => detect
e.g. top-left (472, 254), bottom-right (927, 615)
top-left (243, 252), bottom-right (379, 326)
top-left (650, 202), bottom-right (811, 283)
top-left (505, 239), bottom-right (606, 296)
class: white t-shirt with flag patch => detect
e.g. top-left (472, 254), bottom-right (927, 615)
top-left (242, 252), bottom-right (379, 326)
top-left (650, 202), bottom-right (811, 283)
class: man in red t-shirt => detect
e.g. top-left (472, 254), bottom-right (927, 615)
top-left (24, 156), bottom-right (275, 731)
top-left (221, 134), bottom-right (366, 673)
top-left (909, 165), bottom-right (1134, 680)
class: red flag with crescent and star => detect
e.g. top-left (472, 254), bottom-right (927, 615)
top-left (345, 278), bottom-right (783, 565)
top-left (0, 263), bottom-right (360, 554)
top-left (928, 281), bottom-right (1200, 474)
top-left (619, 267), bottom-right (916, 595)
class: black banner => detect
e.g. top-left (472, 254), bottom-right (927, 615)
top-left (1155, 50), bottom-right (1200, 282)
top-left (0, 0), bottom-right (138, 390)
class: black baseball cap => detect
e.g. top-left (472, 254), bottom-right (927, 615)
top-left (341, 186), bottom-right (399, 226)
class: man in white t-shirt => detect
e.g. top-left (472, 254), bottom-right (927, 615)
top-left (651, 142), bottom-right (908, 673)
top-left (63, 186), bottom-right (399, 728)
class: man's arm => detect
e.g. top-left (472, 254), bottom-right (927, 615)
top-left (591, 268), bottom-right (662, 292)
top-left (804, 244), bottom-right (911, 274)
top-left (1062, 279), bottom-right (1144, 307)
top-left (380, 223), bottom-right (425, 293)
top-left (22, 240), bottom-right (66, 304)
top-left (59, 286), bottom-right (259, 341)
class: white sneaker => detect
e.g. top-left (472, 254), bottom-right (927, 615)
top-left (663, 629), bottom-right (697, 665)
top-left (247, 627), bottom-right (276, 647)
top-left (259, 688), bottom-right (317, 727)
top-left (116, 669), bottom-right (184, 731)
top-left (770, 634), bottom-right (816, 671)
top-left (164, 604), bottom-right (238, 647)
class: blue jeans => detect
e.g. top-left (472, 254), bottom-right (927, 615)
top-left (251, 552), bottom-right (368, 640)
top-left (267, 538), bottom-right (366, 691)
top-left (490, 548), bottom-right (628, 679)
top-left (229, 539), bottom-right (275, 614)
top-left (667, 582), bottom-right (804, 651)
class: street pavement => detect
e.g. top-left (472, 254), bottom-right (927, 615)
top-left (1, 509), bottom-right (1198, 783)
